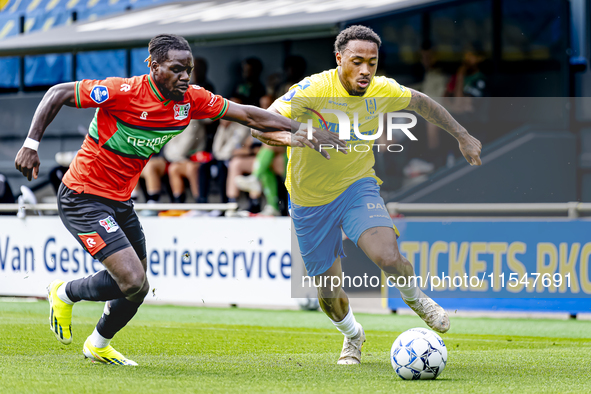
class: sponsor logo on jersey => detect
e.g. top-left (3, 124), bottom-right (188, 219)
top-left (99, 215), bottom-right (120, 233)
top-left (120, 84), bottom-right (131, 92)
top-left (127, 133), bottom-right (175, 149)
top-left (77, 232), bottom-right (107, 255)
top-left (367, 202), bottom-right (386, 211)
top-left (191, 85), bottom-right (201, 90)
top-left (207, 93), bottom-right (217, 107)
top-left (90, 85), bottom-right (109, 104)
top-left (174, 103), bottom-right (190, 120)
top-left (328, 99), bottom-right (347, 107)
top-left (141, 111), bottom-right (148, 120)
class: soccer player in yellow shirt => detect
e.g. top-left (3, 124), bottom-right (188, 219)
top-left (253, 25), bottom-right (482, 365)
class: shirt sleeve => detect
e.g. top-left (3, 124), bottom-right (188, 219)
top-left (187, 85), bottom-right (228, 121)
top-left (385, 77), bottom-right (412, 112)
top-left (270, 78), bottom-right (315, 120)
top-left (74, 77), bottom-right (132, 109)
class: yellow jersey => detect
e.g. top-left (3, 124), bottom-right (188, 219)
top-left (271, 68), bottom-right (411, 207)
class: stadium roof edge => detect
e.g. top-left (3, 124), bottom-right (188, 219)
top-left (0, 0), bottom-right (441, 56)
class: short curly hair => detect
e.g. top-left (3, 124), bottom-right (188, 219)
top-left (334, 25), bottom-right (381, 54)
top-left (148, 34), bottom-right (191, 64)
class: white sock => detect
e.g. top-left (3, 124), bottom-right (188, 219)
top-left (89, 328), bottom-right (110, 348)
top-left (331, 307), bottom-right (360, 338)
top-left (56, 282), bottom-right (74, 305)
top-left (397, 283), bottom-right (420, 301)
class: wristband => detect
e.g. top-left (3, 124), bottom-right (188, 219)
top-left (23, 138), bottom-right (40, 151)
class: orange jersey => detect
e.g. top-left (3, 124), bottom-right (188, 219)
top-left (62, 74), bottom-right (228, 201)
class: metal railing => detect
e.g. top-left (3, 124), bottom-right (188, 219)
top-left (386, 202), bottom-right (591, 218)
top-left (0, 202), bottom-right (239, 216)
top-left (1, 202), bottom-right (590, 218)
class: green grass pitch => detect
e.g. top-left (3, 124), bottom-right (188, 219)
top-left (1, 300), bottom-right (591, 393)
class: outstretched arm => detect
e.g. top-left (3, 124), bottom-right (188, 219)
top-left (15, 82), bottom-right (77, 180)
top-left (406, 88), bottom-right (482, 166)
top-left (223, 101), bottom-right (346, 160)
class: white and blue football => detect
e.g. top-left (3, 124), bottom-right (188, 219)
top-left (390, 327), bottom-right (447, 380)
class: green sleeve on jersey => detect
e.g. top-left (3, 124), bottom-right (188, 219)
top-left (210, 98), bottom-right (228, 121)
top-left (75, 82), bottom-right (82, 109)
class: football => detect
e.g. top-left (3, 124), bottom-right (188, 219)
top-left (390, 327), bottom-right (447, 380)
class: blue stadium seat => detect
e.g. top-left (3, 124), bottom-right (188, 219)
top-left (130, 47), bottom-right (149, 77)
top-left (0, 13), bottom-right (20, 87)
top-left (77, 50), bottom-right (127, 80)
top-left (0, 0), bottom-right (177, 88)
top-left (24, 7), bottom-right (72, 86)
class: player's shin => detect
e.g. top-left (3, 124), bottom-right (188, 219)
top-left (94, 297), bottom-right (143, 344)
top-left (316, 279), bottom-right (349, 322)
top-left (331, 306), bottom-right (360, 339)
top-left (391, 275), bottom-right (420, 301)
top-left (382, 255), bottom-right (420, 301)
top-left (320, 290), bottom-right (365, 365)
top-left (65, 270), bottom-right (125, 302)
top-left (316, 283), bottom-right (359, 338)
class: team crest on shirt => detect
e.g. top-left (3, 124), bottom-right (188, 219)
top-left (99, 216), bottom-right (119, 233)
top-left (174, 103), bottom-right (191, 120)
top-left (90, 86), bottom-right (109, 104)
top-left (365, 98), bottom-right (377, 115)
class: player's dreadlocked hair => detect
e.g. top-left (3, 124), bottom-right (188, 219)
top-left (334, 25), bottom-right (381, 54)
top-left (145, 34), bottom-right (191, 66)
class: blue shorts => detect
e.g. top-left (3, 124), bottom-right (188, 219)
top-left (290, 177), bottom-right (398, 277)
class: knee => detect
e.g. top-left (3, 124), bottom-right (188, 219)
top-left (374, 249), bottom-right (405, 276)
top-left (228, 158), bottom-right (239, 173)
top-left (120, 271), bottom-right (147, 297)
top-left (168, 163), bottom-right (180, 176)
top-left (137, 278), bottom-right (150, 299)
top-left (316, 278), bottom-right (342, 299)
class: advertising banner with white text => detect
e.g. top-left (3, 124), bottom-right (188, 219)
top-left (0, 217), bottom-right (295, 307)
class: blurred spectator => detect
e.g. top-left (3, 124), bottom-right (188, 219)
top-left (193, 57), bottom-right (214, 91)
top-left (276, 55), bottom-right (307, 96)
top-left (164, 120), bottom-right (205, 203)
top-left (49, 151), bottom-right (77, 194)
top-left (226, 132), bottom-right (263, 215)
top-left (234, 146), bottom-right (286, 216)
top-left (140, 155), bottom-right (168, 206)
top-left (405, 42), bottom-right (488, 174)
top-left (445, 43), bottom-right (488, 102)
top-left (442, 43), bottom-right (488, 162)
top-left (234, 95), bottom-right (287, 216)
top-left (232, 57), bottom-right (266, 106)
top-left (230, 57), bottom-right (305, 216)
top-left (418, 41), bottom-right (448, 153)
top-left (0, 173), bottom-right (15, 215)
top-left (259, 55), bottom-right (308, 106)
top-left (212, 97), bottom-right (252, 210)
